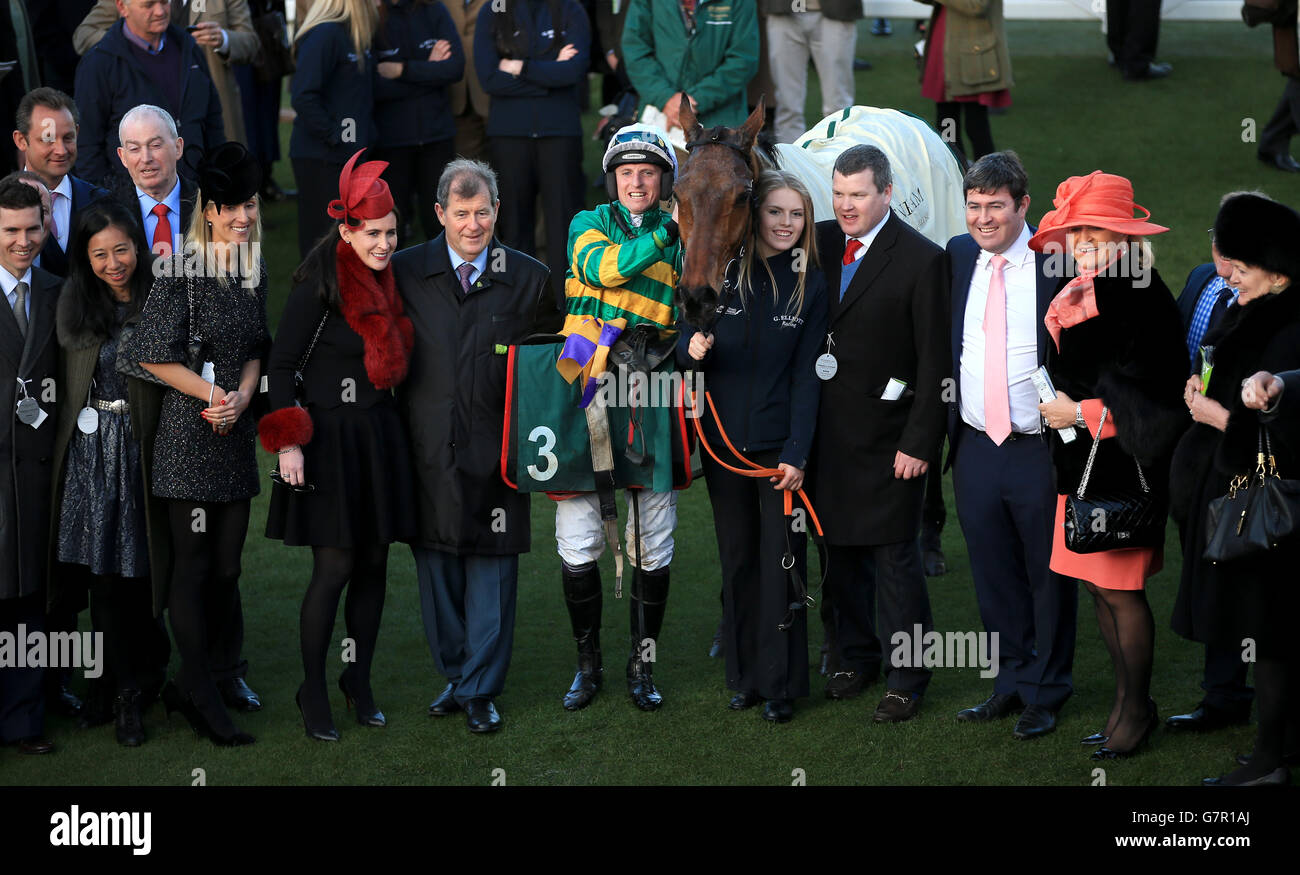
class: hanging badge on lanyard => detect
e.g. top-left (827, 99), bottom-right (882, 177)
top-left (815, 334), bottom-right (838, 381)
top-left (77, 380), bottom-right (99, 435)
top-left (14, 378), bottom-right (46, 428)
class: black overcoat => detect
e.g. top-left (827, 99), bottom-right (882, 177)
top-left (1169, 287), bottom-right (1300, 653)
top-left (0, 267), bottom-right (62, 600)
top-left (392, 234), bottom-right (560, 554)
top-left (809, 213), bottom-right (951, 546)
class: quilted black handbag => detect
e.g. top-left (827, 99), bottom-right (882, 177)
top-left (1063, 406), bottom-right (1166, 553)
top-left (1204, 426), bottom-right (1300, 563)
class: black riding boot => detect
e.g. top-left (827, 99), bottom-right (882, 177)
top-left (627, 566), bottom-right (670, 711)
top-left (114, 689), bottom-right (144, 747)
top-left (562, 562), bottom-right (603, 711)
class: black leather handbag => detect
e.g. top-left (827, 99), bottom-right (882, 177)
top-left (1204, 426), bottom-right (1300, 563)
top-left (1064, 407), bottom-right (1166, 553)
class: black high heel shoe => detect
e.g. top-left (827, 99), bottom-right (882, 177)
top-left (338, 671), bottom-right (386, 728)
top-left (161, 681), bottom-right (255, 747)
top-left (1080, 731), bottom-right (1109, 746)
top-left (1091, 700), bottom-right (1157, 760)
top-left (296, 686), bottom-right (340, 742)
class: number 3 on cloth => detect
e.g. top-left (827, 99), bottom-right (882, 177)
top-left (527, 425), bottom-right (558, 481)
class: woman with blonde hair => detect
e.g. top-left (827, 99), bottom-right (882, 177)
top-left (123, 143), bottom-right (270, 746)
top-left (291, 0), bottom-right (380, 257)
top-left (677, 169), bottom-right (829, 723)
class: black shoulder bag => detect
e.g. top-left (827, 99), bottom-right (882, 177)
top-left (1204, 426), bottom-right (1300, 563)
top-left (1063, 407), bottom-right (1165, 553)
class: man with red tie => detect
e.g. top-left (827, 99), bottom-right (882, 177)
top-left (811, 145), bottom-right (949, 722)
top-left (114, 104), bottom-right (194, 257)
top-left (945, 151), bottom-right (1076, 739)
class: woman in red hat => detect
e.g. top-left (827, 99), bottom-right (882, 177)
top-left (260, 149), bottom-right (416, 741)
top-left (1031, 171), bottom-right (1187, 760)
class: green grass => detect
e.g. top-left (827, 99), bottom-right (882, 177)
top-left (6, 21), bottom-right (1297, 786)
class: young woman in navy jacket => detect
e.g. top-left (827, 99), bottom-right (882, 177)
top-left (474, 0), bottom-right (589, 302)
top-left (677, 169), bottom-right (829, 723)
top-left (290, 0), bottom-right (380, 258)
top-left (374, 0), bottom-right (464, 244)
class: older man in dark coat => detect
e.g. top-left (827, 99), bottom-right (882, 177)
top-left (0, 180), bottom-right (61, 754)
top-left (393, 158), bottom-right (560, 734)
top-left (811, 145), bottom-right (950, 723)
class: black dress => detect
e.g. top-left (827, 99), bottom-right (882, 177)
top-left (264, 280), bottom-right (417, 547)
top-left (121, 254), bottom-right (270, 502)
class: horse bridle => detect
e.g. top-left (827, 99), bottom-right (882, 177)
top-left (680, 132), bottom-right (757, 305)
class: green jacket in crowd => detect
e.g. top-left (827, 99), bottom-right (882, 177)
top-left (621, 0), bottom-right (759, 128)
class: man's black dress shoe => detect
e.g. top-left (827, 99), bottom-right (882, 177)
top-left (1122, 61), bottom-right (1172, 81)
top-left (17, 736), bottom-right (55, 754)
top-left (1165, 702), bottom-right (1250, 732)
top-left (48, 684), bottom-right (83, 718)
top-left (465, 698), bottom-right (502, 734)
top-left (217, 678), bottom-right (262, 712)
top-left (428, 684), bottom-right (461, 716)
top-left (1258, 151), bottom-right (1300, 173)
top-left (1203, 767), bottom-right (1289, 786)
top-left (852, 58), bottom-right (873, 72)
top-left (761, 699), bottom-right (793, 723)
top-left (872, 690), bottom-right (921, 723)
top-left (825, 670), bottom-right (869, 700)
top-left (1012, 704), bottom-right (1057, 740)
top-left (729, 691), bottom-right (761, 710)
top-left (1236, 751), bottom-right (1300, 767)
top-left (956, 692), bottom-right (1022, 722)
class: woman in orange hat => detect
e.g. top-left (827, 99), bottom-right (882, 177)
top-left (260, 149), bottom-right (416, 741)
top-left (1031, 171), bottom-right (1187, 759)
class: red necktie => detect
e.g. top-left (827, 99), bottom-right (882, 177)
top-left (151, 203), bottom-right (173, 256)
top-left (842, 237), bottom-right (863, 266)
top-left (983, 254), bottom-right (1012, 445)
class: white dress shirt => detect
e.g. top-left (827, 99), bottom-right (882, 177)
top-left (447, 241), bottom-right (489, 288)
top-left (959, 222), bottom-right (1042, 435)
top-left (844, 209), bottom-right (892, 262)
top-left (23, 167), bottom-right (73, 253)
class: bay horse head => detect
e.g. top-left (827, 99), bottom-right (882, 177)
top-left (674, 95), bottom-right (766, 328)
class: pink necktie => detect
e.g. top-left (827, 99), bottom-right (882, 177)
top-left (50, 191), bottom-right (62, 242)
top-left (984, 254), bottom-right (1011, 445)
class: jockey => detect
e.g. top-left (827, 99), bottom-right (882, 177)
top-left (555, 123), bottom-right (683, 712)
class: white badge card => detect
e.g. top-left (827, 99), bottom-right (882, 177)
top-left (77, 381), bottom-right (98, 435)
top-left (201, 361), bottom-right (216, 384)
top-left (14, 378), bottom-right (46, 429)
top-left (882, 378), bottom-right (908, 401)
top-left (816, 334), bottom-right (838, 381)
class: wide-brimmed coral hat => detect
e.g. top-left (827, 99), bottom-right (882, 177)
top-left (1028, 170), bottom-right (1168, 252)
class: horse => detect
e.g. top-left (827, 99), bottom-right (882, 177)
top-left (672, 95), bottom-right (767, 329)
top-left (672, 96), bottom-right (968, 329)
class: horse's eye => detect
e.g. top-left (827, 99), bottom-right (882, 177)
top-left (734, 192), bottom-right (750, 206)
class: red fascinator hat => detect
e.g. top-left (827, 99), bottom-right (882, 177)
top-left (1028, 170), bottom-right (1168, 252)
top-left (327, 149), bottom-right (395, 225)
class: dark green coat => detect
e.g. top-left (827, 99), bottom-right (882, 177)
top-left (621, 0), bottom-right (758, 128)
top-left (50, 287), bottom-right (170, 616)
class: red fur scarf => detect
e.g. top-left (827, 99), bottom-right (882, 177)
top-left (335, 239), bottom-right (414, 389)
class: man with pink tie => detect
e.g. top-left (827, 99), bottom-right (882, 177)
top-left (945, 151), bottom-right (1077, 740)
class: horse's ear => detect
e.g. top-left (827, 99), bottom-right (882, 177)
top-left (738, 96), bottom-right (766, 151)
top-left (679, 93), bottom-right (702, 142)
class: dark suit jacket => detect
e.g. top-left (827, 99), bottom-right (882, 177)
top-left (114, 175), bottom-right (198, 252)
top-left (0, 267), bottom-right (62, 600)
top-left (944, 230), bottom-right (1057, 464)
top-left (1176, 262), bottom-right (1220, 374)
top-left (36, 175), bottom-right (112, 279)
top-left (810, 212), bottom-right (950, 545)
top-left (392, 234), bottom-right (560, 555)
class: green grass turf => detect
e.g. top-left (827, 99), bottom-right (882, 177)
top-left (6, 21), bottom-right (1299, 786)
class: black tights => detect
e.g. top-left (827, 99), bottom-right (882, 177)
top-left (88, 575), bottom-right (152, 693)
top-left (1219, 649), bottom-right (1300, 782)
top-left (298, 543), bottom-right (390, 727)
top-left (937, 102), bottom-right (995, 162)
top-left (1085, 582), bottom-right (1155, 751)
top-left (167, 500), bottom-right (251, 735)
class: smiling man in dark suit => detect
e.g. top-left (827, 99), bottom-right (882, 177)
top-left (13, 88), bottom-right (110, 279)
top-left (811, 144), bottom-right (949, 722)
top-left (0, 179), bottom-right (61, 754)
top-left (946, 151), bottom-right (1077, 740)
